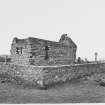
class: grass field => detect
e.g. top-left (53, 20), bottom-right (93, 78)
top-left (0, 78), bottom-right (105, 103)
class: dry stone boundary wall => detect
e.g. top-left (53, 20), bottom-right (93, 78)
top-left (0, 63), bottom-right (44, 87)
top-left (43, 63), bottom-right (105, 86)
top-left (0, 62), bottom-right (105, 87)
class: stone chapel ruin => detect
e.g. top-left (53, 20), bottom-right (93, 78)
top-left (10, 34), bottom-right (77, 66)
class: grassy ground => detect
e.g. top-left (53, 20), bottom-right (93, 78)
top-left (0, 78), bottom-right (105, 103)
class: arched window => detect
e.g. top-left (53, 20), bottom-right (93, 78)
top-left (20, 47), bottom-right (23, 54)
top-left (16, 47), bottom-right (19, 54)
top-left (44, 41), bottom-right (49, 60)
top-left (16, 47), bottom-right (23, 54)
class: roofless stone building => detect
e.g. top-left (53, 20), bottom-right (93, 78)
top-left (10, 34), bottom-right (77, 66)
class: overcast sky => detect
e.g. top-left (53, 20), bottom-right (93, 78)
top-left (0, 0), bottom-right (105, 60)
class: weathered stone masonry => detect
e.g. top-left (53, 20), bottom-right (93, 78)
top-left (0, 63), bottom-right (105, 87)
top-left (10, 34), bottom-right (77, 66)
top-left (42, 63), bottom-right (105, 86)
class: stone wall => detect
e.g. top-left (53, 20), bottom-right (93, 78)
top-left (0, 63), bottom-right (44, 87)
top-left (42, 63), bottom-right (105, 86)
top-left (0, 63), bottom-right (105, 88)
top-left (29, 43), bottom-right (76, 66)
top-left (10, 39), bottom-right (31, 65)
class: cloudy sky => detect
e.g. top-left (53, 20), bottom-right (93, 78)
top-left (0, 0), bottom-right (105, 60)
